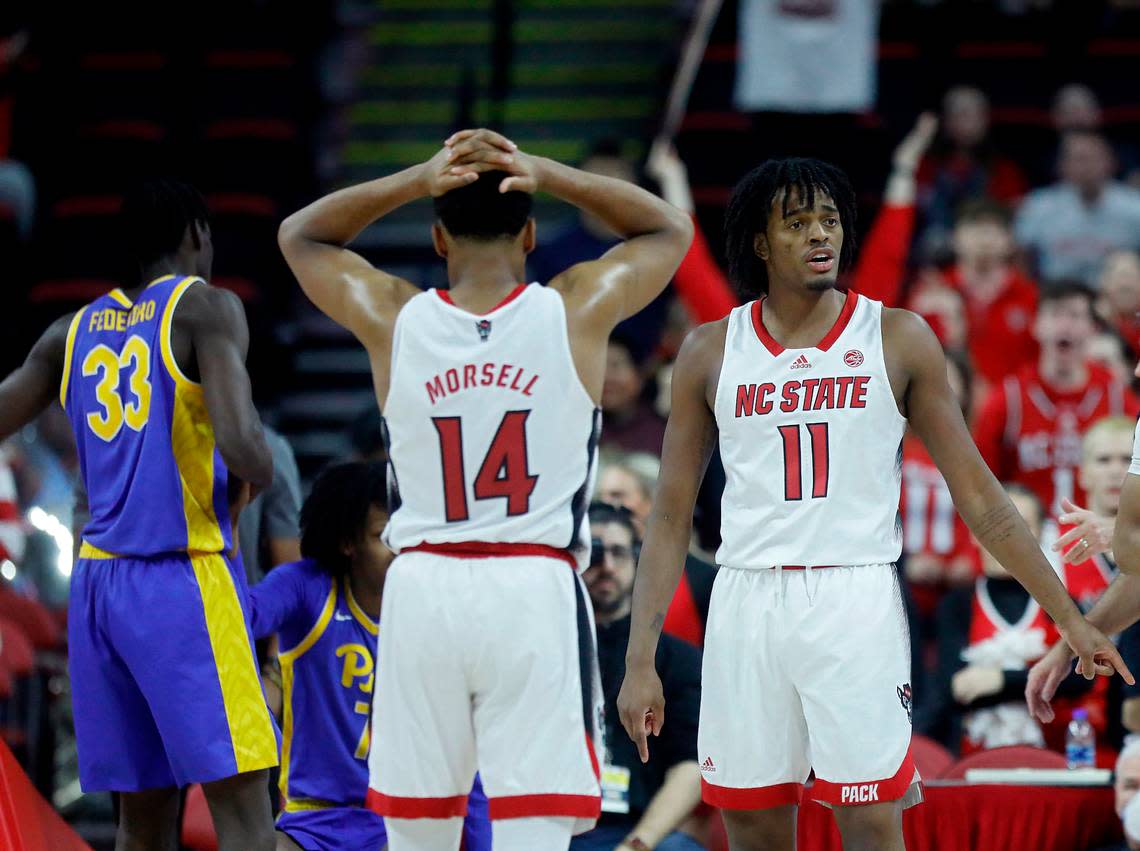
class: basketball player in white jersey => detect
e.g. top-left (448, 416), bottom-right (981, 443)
top-left (278, 128), bottom-right (693, 851)
top-left (616, 158), bottom-right (1129, 851)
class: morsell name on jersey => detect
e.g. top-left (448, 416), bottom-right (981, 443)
top-left (734, 376), bottom-right (871, 417)
top-left (426, 362), bottom-right (540, 405)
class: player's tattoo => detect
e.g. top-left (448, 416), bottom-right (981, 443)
top-left (649, 612), bottom-right (665, 634)
top-left (973, 501), bottom-right (1019, 547)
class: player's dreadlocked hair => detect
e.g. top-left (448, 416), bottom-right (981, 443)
top-left (724, 158), bottom-right (857, 297)
top-left (433, 169), bottom-right (533, 240)
top-left (300, 462), bottom-right (388, 579)
top-left (120, 178), bottom-right (211, 267)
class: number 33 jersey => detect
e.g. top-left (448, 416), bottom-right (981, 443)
top-left (61, 275), bottom-right (232, 557)
top-left (714, 290), bottom-right (906, 569)
top-left (382, 284), bottom-right (601, 569)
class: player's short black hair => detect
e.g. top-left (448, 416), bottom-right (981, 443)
top-left (433, 170), bottom-right (533, 240)
top-left (120, 178), bottom-right (211, 267)
top-left (1039, 278), bottom-right (1095, 313)
top-left (300, 462), bottom-right (388, 579)
top-left (724, 158), bottom-right (857, 298)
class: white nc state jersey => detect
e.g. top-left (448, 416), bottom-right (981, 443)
top-left (714, 290), bottom-right (907, 569)
top-left (382, 284), bottom-right (601, 567)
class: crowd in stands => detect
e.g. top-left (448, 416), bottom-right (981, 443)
top-left (1, 2), bottom-right (1140, 846)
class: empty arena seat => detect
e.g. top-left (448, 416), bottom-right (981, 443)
top-left (911, 734), bottom-right (955, 780)
top-left (941, 745), bottom-right (1068, 779)
top-left (180, 784), bottom-right (218, 851)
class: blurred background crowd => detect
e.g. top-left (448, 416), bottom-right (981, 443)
top-left (3, 0), bottom-right (1140, 848)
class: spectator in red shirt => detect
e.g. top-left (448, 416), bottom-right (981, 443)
top-left (1098, 250), bottom-right (1140, 356)
top-left (973, 281), bottom-right (1137, 526)
top-left (945, 200), bottom-right (1039, 398)
top-left (917, 86), bottom-right (1029, 252)
top-left (901, 350), bottom-right (980, 618)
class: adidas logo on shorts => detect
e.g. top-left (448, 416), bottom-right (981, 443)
top-left (700, 756), bottom-right (716, 773)
top-left (790, 354), bottom-right (811, 370)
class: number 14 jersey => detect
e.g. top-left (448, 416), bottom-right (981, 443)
top-left (714, 290), bottom-right (906, 569)
top-left (382, 284), bottom-right (601, 570)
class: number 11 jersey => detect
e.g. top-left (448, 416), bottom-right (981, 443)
top-left (714, 289), bottom-right (907, 569)
top-left (382, 284), bottom-right (601, 570)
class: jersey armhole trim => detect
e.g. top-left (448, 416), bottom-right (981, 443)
top-left (160, 277), bottom-right (205, 389)
top-left (59, 306), bottom-right (90, 409)
top-left (380, 293), bottom-right (418, 413)
top-left (550, 288), bottom-right (602, 409)
top-left (874, 301), bottom-right (908, 427)
top-left (278, 582), bottom-right (337, 662)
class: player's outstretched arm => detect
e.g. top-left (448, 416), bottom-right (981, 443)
top-left (617, 322), bottom-right (721, 762)
top-left (889, 307), bottom-right (1133, 685)
top-left (0, 315), bottom-right (72, 440)
top-left (181, 285), bottom-right (273, 490)
top-left (278, 132), bottom-right (515, 345)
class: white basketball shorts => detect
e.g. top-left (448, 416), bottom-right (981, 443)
top-left (366, 547), bottom-right (602, 834)
top-left (698, 563), bottom-right (923, 810)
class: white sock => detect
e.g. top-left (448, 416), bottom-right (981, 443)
top-left (491, 816), bottom-right (576, 851)
top-left (385, 817), bottom-right (463, 851)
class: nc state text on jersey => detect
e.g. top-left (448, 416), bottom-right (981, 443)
top-left (426, 362), bottom-right (539, 405)
top-left (735, 376), bottom-right (871, 417)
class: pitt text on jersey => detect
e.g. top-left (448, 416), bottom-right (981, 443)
top-left (425, 361), bottom-right (540, 405)
top-left (734, 375), bottom-right (872, 418)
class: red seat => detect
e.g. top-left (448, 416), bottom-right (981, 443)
top-left (911, 733), bottom-right (955, 780)
top-left (941, 745), bottom-right (1068, 779)
top-left (0, 619), bottom-right (34, 678)
top-left (0, 589), bottom-right (60, 650)
top-left (27, 279), bottom-right (118, 305)
top-left (180, 784), bottom-right (218, 851)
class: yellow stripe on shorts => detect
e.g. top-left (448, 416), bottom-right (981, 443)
top-left (191, 552), bottom-right (278, 774)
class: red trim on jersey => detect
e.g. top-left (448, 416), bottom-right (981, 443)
top-left (809, 747), bottom-right (917, 806)
top-left (585, 730), bottom-right (601, 780)
top-left (402, 541), bottom-right (577, 569)
top-left (816, 288), bottom-right (859, 352)
top-left (779, 564), bottom-right (837, 571)
top-left (701, 778), bottom-right (805, 810)
top-left (750, 289), bottom-right (859, 356)
top-left (435, 283), bottom-right (527, 313)
top-left (488, 793), bottom-right (602, 820)
top-left (366, 788), bottom-right (468, 818)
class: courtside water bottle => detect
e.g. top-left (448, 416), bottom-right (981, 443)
top-left (1066, 708), bottom-right (1096, 769)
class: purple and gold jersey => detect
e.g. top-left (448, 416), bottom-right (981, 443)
top-left (61, 275), bottom-right (231, 557)
top-left (251, 560), bottom-right (379, 810)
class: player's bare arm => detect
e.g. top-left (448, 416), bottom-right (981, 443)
top-left (884, 306), bottom-right (1131, 683)
top-left (0, 313), bottom-right (73, 440)
top-left (616, 320), bottom-right (723, 762)
top-left (279, 130), bottom-right (520, 401)
top-left (177, 284), bottom-right (273, 489)
top-left (447, 131), bottom-right (693, 400)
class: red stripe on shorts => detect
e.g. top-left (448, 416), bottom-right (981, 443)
top-left (809, 746), bottom-right (918, 806)
top-left (701, 779), bottom-right (805, 809)
top-left (366, 788), bottom-right (468, 818)
top-left (488, 793), bottom-right (601, 820)
top-left (402, 541), bottom-right (577, 569)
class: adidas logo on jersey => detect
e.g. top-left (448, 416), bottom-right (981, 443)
top-left (700, 757), bottom-right (716, 773)
top-left (790, 354), bottom-right (811, 370)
